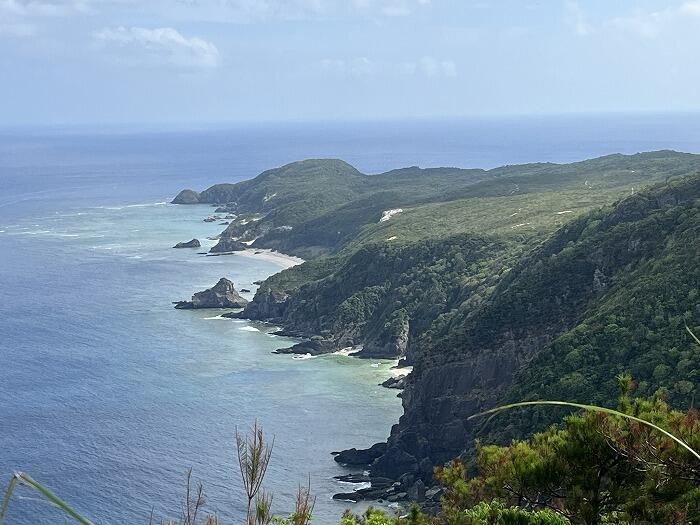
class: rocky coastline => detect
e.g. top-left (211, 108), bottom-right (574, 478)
top-left (169, 157), bottom-right (700, 510)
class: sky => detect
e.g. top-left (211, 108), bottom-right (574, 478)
top-left (2, 0), bottom-right (700, 126)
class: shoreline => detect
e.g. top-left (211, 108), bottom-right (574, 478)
top-left (235, 248), bottom-right (304, 270)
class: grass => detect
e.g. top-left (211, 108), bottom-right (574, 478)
top-left (0, 472), bottom-right (93, 525)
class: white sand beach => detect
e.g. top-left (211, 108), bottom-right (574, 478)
top-left (236, 248), bottom-right (304, 269)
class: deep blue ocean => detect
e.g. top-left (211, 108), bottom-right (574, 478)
top-left (2, 114), bottom-right (700, 524)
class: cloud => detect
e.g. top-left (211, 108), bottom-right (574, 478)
top-left (351, 0), bottom-right (430, 17)
top-left (94, 26), bottom-right (219, 68)
top-left (681, 1), bottom-right (700, 15)
top-left (604, 1), bottom-right (700, 39)
top-left (564, 0), bottom-right (592, 36)
top-left (0, 0), bottom-right (92, 16)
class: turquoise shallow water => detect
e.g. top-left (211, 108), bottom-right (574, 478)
top-left (0, 201), bottom-right (404, 524)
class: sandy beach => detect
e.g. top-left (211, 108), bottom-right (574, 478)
top-left (235, 248), bottom-right (304, 269)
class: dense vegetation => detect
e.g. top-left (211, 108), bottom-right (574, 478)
top-left (170, 152), bottom-right (700, 511)
top-left (176, 151), bottom-right (700, 259)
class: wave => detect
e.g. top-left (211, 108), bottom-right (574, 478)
top-left (336, 481), bottom-right (372, 490)
top-left (238, 326), bottom-right (260, 332)
top-left (92, 202), bottom-right (167, 211)
top-left (292, 353), bottom-right (315, 360)
top-left (333, 347), bottom-right (356, 357)
top-left (16, 230), bottom-right (52, 235)
top-left (203, 315), bottom-right (228, 320)
top-left (126, 202), bottom-right (167, 208)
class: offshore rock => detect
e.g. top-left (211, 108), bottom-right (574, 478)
top-left (173, 238), bottom-right (201, 249)
top-left (175, 278), bottom-right (249, 309)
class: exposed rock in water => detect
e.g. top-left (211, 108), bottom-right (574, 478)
top-left (173, 238), bottom-right (201, 249)
top-left (209, 237), bottom-right (247, 253)
top-left (175, 278), bottom-right (249, 309)
top-left (274, 337), bottom-right (337, 356)
top-left (334, 473), bottom-right (370, 483)
top-left (380, 376), bottom-right (406, 389)
top-left (332, 442), bottom-right (387, 466)
top-left (172, 189), bottom-right (200, 204)
top-left (240, 288), bottom-right (251, 293)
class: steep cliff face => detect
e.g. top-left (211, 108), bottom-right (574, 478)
top-left (369, 175), bottom-right (700, 491)
top-left (237, 235), bottom-right (520, 359)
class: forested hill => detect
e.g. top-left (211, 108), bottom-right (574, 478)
top-left (173, 151), bottom-right (700, 502)
top-left (174, 151), bottom-right (700, 259)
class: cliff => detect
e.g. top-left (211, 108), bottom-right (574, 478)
top-left (369, 174), bottom-right (700, 495)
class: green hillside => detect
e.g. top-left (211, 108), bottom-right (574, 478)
top-left (173, 151), bottom-right (700, 503)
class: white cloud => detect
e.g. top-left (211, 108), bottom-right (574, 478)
top-left (347, 0), bottom-right (431, 18)
top-left (680, 1), bottom-right (700, 15)
top-left (604, 1), bottom-right (700, 39)
top-left (0, 0), bottom-right (93, 16)
top-left (564, 0), bottom-right (592, 36)
top-left (94, 26), bottom-right (219, 68)
top-left (162, 0), bottom-right (430, 21)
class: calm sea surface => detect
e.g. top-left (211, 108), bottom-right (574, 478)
top-left (1, 115), bottom-right (700, 524)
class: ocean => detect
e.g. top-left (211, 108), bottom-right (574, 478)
top-left (1, 114), bottom-right (700, 524)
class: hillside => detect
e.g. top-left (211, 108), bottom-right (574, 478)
top-left (175, 151), bottom-right (700, 259)
top-left (173, 151), bottom-right (700, 503)
top-left (374, 174), bottom-right (700, 489)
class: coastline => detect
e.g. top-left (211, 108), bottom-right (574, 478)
top-left (235, 248), bottom-right (304, 270)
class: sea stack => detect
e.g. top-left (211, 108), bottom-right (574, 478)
top-left (175, 278), bottom-right (249, 309)
top-left (171, 189), bottom-right (200, 204)
top-left (173, 238), bottom-right (201, 248)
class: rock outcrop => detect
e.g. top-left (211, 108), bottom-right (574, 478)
top-left (274, 337), bottom-right (337, 356)
top-left (172, 189), bottom-right (201, 204)
top-left (332, 442), bottom-right (386, 466)
top-left (209, 237), bottom-right (247, 253)
top-left (237, 289), bottom-right (289, 320)
top-left (173, 238), bottom-right (201, 249)
top-left (175, 278), bottom-right (249, 309)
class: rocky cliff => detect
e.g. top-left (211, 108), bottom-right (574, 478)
top-left (364, 174), bottom-right (700, 498)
